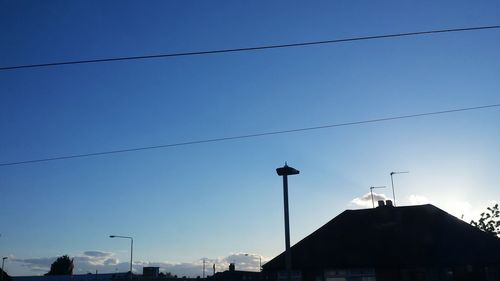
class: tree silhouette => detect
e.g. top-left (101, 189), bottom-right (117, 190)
top-left (471, 203), bottom-right (500, 237)
top-left (1, 268), bottom-right (12, 281)
top-left (159, 272), bottom-right (174, 278)
top-left (45, 255), bottom-right (74, 275)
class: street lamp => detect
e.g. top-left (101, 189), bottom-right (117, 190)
top-left (109, 235), bottom-right (133, 281)
top-left (276, 163), bottom-right (299, 281)
top-left (244, 254), bottom-right (262, 272)
top-left (202, 258), bottom-right (206, 278)
top-left (369, 186), bottom-right (386, 208)
top-left (1, 257), bottom-right (7, 281)
top-left (390, 171), bottom-right (409, 206)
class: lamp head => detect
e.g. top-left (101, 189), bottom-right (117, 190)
top-left (109, 235), bottom-right (115, 238)
top-left (276, 164), bottom-right (300, 176)
top-left (391, 171), bottom-right (409, 175)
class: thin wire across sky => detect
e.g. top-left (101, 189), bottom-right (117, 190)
top-left (1, 25), bottom-right (499, 71)
top-left (2, 24), bottom-right (500, 166)
top-left (1, 103), bottom-right (499, 167)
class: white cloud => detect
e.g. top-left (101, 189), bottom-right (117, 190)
top-left (403, 195), bottom-right (497, 224)
top-left (74, 251), bottom-right (118, 267)
top-left (12, 257), bottom-right (53, 273)
top-left (408, 194), bottom-right (430, 205)
top-left (83, 251), bottom-right (112, 258)
top-left (13, 252), bottom-right (125, 275)
top-left (351, 192), bottom-right (389, 208)
top-left (221, 253), bottom-right (266, 272)
top-left (12, 252), bottom-right (267, 277)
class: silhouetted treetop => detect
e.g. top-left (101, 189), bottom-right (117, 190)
top-left (471, 203), bottom-right (500, 237)
top-left (45, 255), bottom-right (74, 275)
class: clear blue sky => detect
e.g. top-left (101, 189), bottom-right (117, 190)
top-left (1, 0), bottom-right (500, 276)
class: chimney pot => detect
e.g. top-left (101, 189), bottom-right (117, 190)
top-left (386, 200), bottom-right (394, 207)
top-left (377, 200), bottom-right (385, 207)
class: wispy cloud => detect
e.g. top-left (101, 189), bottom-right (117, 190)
top-left (12, 252), bottom-right (267, 277)
top-left (13, 251), bottom-right (124, 275)
top-left (12, 257), bottom-right (54, 273)
top-left (404, 195), bottom-right (497, 223)
top-left (134, 253), bottom-right (267, 277)
top-left (351, 192), bottom-right (389, 208)
top-left (408, 194), bottom-right (430, 205)
top-left (83, 251), bottom-right (112, 258)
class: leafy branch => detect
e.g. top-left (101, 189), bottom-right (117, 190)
top-left (470, 203), bottom-right (500, 237)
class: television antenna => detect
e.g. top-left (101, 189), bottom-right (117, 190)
top-left (370, 186), bottom-right (387, 208)
top-left (390, 171), bottom-right (409, 206)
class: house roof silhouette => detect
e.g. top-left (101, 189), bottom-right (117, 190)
top-left (263, 203), bottom-right (500, 271)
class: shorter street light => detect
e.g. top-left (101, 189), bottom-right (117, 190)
top-left (244, 254), bottom-right (262, 272)
top-left (1, 257), bottom-right (7, 281)
top-left (109, 235), bottom-right (133, 281)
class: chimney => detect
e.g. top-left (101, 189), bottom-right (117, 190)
top-left (386, 200), bottom-right (394, 207)
top-left (229, 263), bottom-right (235, 272)
top-left (377, 200), bottom-right (385, 207)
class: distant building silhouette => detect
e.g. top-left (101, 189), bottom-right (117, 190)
top-left (263, 201), bottom-right (500, 281)
top-left (14, 272), bottom-right (192, 281)
top-left (142, 268), bottom-right (159, 279)
top-left (209, 263), bottom-right (260, 281)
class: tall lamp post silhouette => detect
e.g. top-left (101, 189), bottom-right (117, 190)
top-left (390, 171), bottom-right (409, 206)
top-left (370, 186), bottom-right (386, 208)
top-left (109, 235), bottom-right (133, 281)
top-left (276, 163), bottom-right (299, 281)
top-left (0, 257), bottom-right (7, 281)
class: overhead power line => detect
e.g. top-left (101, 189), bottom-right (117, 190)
top-left (1, 103), bottom-right (499, 167)
top-left (1, 25), bottom-right (500, 71)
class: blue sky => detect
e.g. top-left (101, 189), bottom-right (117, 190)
top-left (1, 0), bottom-right (500, 276)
